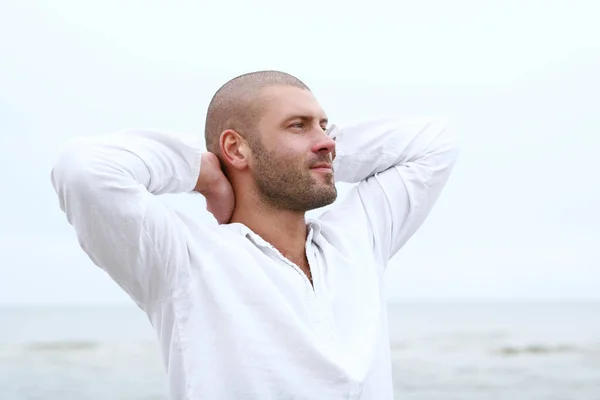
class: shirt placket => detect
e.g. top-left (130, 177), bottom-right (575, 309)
top-left (305, 240), bottom-right (336, 349)
top-left (247, 229), bottom-right (335, 347)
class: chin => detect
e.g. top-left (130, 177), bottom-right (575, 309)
top-left (311, 189), bottom-right (338, 210)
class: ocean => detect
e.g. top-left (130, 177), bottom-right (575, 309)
top-left (1, 301), bottom-right (599, 400)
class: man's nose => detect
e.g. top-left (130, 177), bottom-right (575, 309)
top-left (311, 129), bottom-right (336, 155)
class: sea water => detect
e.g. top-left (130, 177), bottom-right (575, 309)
top-left (1, 302), bottom-right (599, 400)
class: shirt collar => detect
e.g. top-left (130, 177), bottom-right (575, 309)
top-left (226, 220), bottom-right (322, 248)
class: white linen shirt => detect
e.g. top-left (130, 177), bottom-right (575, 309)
top-left (51, 116), bottom-right (458, 400)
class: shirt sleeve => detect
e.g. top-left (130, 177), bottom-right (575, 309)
top-left (50, 128), bottom-right (205, 305)
top-left (319, 116), bottom-right (459, 268)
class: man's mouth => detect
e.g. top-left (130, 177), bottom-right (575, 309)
top-left (310, 162), bottom-right (333, 171)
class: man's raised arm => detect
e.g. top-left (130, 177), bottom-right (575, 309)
top-left (321, 116), bottom-right (459, 267)
top-left (51, 129), bottom-right (219, 305)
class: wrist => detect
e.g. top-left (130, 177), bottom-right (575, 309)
top-left (195, 152), bottom-right (222, 194)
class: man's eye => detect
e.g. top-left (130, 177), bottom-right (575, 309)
top-left (290, 122), bottom-right (304, 129)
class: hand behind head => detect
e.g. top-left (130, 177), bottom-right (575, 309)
top-left (195, 152), bottom-right (235, 224)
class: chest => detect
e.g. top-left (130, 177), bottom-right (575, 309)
top-left (186, 233), bottom-right (386, 382)
top-left (195, 236), bottom-right (382, 335)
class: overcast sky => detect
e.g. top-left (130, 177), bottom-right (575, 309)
top-left (1, 0), bottom-right (598, 304)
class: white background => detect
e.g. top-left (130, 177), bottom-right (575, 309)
top-left (1, 0), bottom-right (598, 304)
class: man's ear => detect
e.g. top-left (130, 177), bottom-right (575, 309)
top-left (220, 129), bottom-right (250, 171)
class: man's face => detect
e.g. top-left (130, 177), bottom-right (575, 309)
top-left (247, 85), bottom-right (337, 212)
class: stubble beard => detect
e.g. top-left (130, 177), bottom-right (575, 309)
top-left (249, 138), bottom-right (337, 212)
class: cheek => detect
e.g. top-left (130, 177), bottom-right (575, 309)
top-left (271, 144), bottom-right (304, 165)
top-left (257, 136), bottom-right (308, 168)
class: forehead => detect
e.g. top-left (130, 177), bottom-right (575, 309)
top-left (258, 85), bottom-right (326, 123)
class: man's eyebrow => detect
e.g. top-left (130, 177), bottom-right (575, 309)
top-left (282, 115), bottom-right (329, 125)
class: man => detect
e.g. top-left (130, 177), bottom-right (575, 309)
top-left (51, 70), bottom-right (458, 399)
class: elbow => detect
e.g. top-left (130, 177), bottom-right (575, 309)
top-left (50, 138), bottom-right (100, 199)
top-left (430, 115), bottom-right (460, 155)
top-left (425, 116), bottom-right (461, 171)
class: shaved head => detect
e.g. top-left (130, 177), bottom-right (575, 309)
top-left (204, 70), bottom-right (310, 154)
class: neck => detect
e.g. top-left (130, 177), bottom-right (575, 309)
top-left (229, 195), bottom-right (308, 263)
